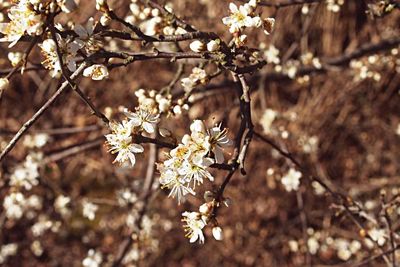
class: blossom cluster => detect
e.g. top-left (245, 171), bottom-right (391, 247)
top-left (122, 0), bottom-right (187, 37)
top-left (105, 106), bottom-right (159, 167)
top-left (181, 67), bottom-right (208, 93)
top-left (134, 88), bottom-right (172, 114)
top-left (3, 192), bottom-right (42, 219)
top-left (0, 0), bottom-right (45, 47)
top-left (9, 152), bottom-right (42, 190)
top-left (0, 0), bottom-right (78, 47)
top-left (288, 226), bottom-right (389, 262)
top-left (38, 17), bottom-right (108, 79)
top-left (158, 120), bottom-right (231, 204)
top-left (0, 243), bottom-right (18, 264)
top-left (222, 0), bottom-right (275, 46)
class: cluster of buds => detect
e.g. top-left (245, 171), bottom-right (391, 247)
top-left (181, 67), bottom-right (208, 93)
top-left (350, 57), bottom-right (384, 82)
top-left (300, 52), bottom-right (322, 70)
top-left (9, 152), bottom-right (43, 191)
top-left (124, 1), bottom-right (186, 36)
top-left (289, 229), bottom-right (362, 261)
top-left (158, 120), bottom-right (231, 204)
top-left (105, 107), bottom-right (159, 167)
top-left (0, 243), bottom-right (18, 265)
top-left (189, 39), bottom-right (221, 53)
top-left (135, 88), bottom-right (172, 114)
top-left (3, 192), bottom-right (42, 220)
top-left (326, 0), bottom-right (345, 13)
top-left (222, 0), bottom-right (275, 46)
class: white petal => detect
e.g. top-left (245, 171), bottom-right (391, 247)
top-left (128, 153), bottom-right (136, 166)
top-left (142, 122), bottom-right (155, 133)
top-left (130, 144), bottom-right (144, 153)
top-left (229, 3), bottom-right (238, 13)
top-left (190, 234), bottom-right (198, 243)
top-left (214, 147), bottom-right (225, 164)
top-left (87, 17), bottom-right (94, 35)
top-left (74, 24), bottom-right (87, 38)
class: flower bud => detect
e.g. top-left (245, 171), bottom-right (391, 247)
top-left (204, 191), bottom-right (215, 202)
top-left (159, 127), bottom-right (172, 137)
top-left (199, 203), bottom-right (212, 214)
top-left (189, 40), bottom-right (205, 53)
top-left (190, 120), bottom-right (206, 133)
top-left (212, 226), bottom-right (223, 241)
top-left (8, 52), bottom-right (23, 67)
top-left (173, 105), bottom-right (182, 115)
top-left (96, 0), bottom-right (109, 12)
top-left (0, 78), bottom-right (9, 92)
top-left (207, 40), bottom-right (220, 52)
top-left (263, 18), bottom-right (275, 35)
top-left (158, 98), bottom-right (171, 113)
top-left (100, 14), bottom-right (111, 26)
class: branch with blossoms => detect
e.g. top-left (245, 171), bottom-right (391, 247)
top-left (0, 0), bottom-right (399, 266)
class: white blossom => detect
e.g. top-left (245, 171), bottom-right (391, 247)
top-left (222, 2), bottom-right (261, 34)
top-left (209, 124), bottom-right (231, 163)
top-left (82, 200), bottom-right (99, 221)
top-left (0, 1), bottom-right (45, 47)
top-left (54, 195), bottom-right (71, 216)
top-left (23, 133), bottom-right (49, 148)
top-left (124, 108), bottom-right (160, 134)
top-left (260, 109), bottom-right (277, 134)
top-left (105, 120), bottom-right (144, 167)
top-left (159, 168), bottom-right (195, 204)
top-left (263, 17), bottom-right (275, 35)
top-left (83, 64), bottom-right (109, 80)
top-left (263, 45), bottom-right (280, 64)
top-left (9, 152), bottom-right (42, 191)
top-left (368, 228), bottom-right (386, 246)
top-left (3, 192), bottom-right (25, 219)
top-left (83, 249), bottom-right (102, 267)
top-left (281, 168), bottom-right (302, 192)
top-left (39, 35), bottom-right (79, 77)
top-left (182, 211), bottom-right (206, 244)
